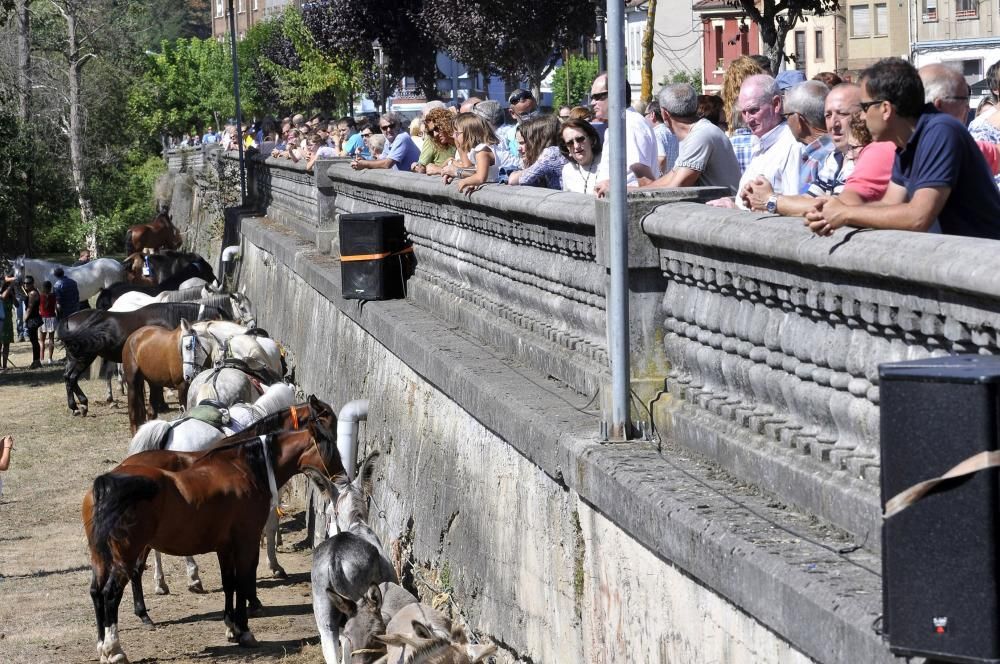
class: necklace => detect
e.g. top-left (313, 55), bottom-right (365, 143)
top-left (576, 160), bottom-right (596, 194)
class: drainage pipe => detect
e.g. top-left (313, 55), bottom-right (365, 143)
top-left (337, 399), bottom-right (369, 481)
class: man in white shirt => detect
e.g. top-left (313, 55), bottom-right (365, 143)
top-left (709, 74), bottom-right (802, 208)
top-left (640, 83), bottom-right (741, 193)
top-left (591, 72), bottom-right (659, 197)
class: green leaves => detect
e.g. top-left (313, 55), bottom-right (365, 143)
top-left (551, 56), bottom-right (599, 110)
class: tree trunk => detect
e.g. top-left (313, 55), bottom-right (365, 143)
top-left (64, 8), bottom-right (97, 257)
top-left (640, 0), bottom-right (657, 104)
top-left (16, 0), bottom-right (32, 254)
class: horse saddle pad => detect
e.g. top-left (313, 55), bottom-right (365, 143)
top-left (185, 404), bottom-right (229, 429)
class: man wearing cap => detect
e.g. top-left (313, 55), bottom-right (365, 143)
top-left (497, 88), bottom-right (537, 158)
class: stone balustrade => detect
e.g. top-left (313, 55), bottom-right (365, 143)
top-left (643, 203), bottom-right (1000, 544)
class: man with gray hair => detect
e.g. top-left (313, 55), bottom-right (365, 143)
top-left (350, 111), bottom-right (421, 171)
top-left (920, 63), bottom-right (1000, 175)
top-left (710, 74), bottom-right (803, 208)
top-left (640, 83), bottom-right (741, 192)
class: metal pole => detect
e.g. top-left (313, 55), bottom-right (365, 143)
top-left (227, 0), bottom-right (246, 205)
top-left (595, 2), bottom-right (607, 72)
top-left (605, 0), bottom-right (630, 441)
top-left (379, 50), bottom-right (386, 114)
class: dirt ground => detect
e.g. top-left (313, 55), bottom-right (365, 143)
top-left (0, 341), bottom-right (326, 664)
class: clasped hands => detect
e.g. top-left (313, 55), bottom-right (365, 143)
top-left (737, 176), bottom-right (848, 236)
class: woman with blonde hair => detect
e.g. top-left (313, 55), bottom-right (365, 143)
top-left (443, 112), bottom-right (499, 193)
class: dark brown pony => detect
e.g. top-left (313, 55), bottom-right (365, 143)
top-left (122, 397), bottom-right (337, 626)
top-left (125, 209), bottom-right (182, 255)
top-left (83, 415), bottom-right (343, 663)
top-left (121, 320), bottom-right (213, 433)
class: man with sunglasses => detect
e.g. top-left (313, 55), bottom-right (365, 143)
top-left (495, 89), bottom-right (537, 159)
top-left (806, 58), bottom-right (1000, 239)
top-left (350, 112), bottom-right (421, 172)
top-left (590, 72), bottom-right (659, 197)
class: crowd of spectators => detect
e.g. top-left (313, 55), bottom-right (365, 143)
top-left (170, 55), bottom-right (1000, 239)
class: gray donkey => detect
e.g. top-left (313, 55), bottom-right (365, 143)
top-left (312, 451), bottom-right (398, 664)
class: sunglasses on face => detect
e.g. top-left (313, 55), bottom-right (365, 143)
top-left (564, 135), bottom-right (588, 148)
top-left (591, 91), bottom-right (608, 102)
top-left (380, 124), bottom-right (395, 131)
top-left (508, 92), bottom-right (532, 104)
top-left (859, 99), bottom-right (886, 112)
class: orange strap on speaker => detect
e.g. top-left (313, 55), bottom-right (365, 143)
top-left (883, 450), bottom-right (1000, 519)
top-left (340, 246), bottom-right (414, 262)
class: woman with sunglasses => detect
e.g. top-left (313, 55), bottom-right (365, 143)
top-left (411, 108), bottom-right (457, 175)
top-left (559, 119), bottom-right (603, 195)
top-left (507, 114), bottom-right (567, 189)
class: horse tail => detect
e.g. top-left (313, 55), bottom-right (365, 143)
top-left (88, 473), bottom-right (160, 563)
top-left (128, 420), bottom-right (173, 456)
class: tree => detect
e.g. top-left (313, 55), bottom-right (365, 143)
top-left (640, 0), bottom-right (656, 104)
top-left (551, 55), bottom-right (598, 109)
top-left (729, 0), bottom-right (839, 74)
top-left (420, 0), bottom-right (593, 100)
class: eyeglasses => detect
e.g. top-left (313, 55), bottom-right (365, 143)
top-left (942, 96), bottom-right (970, 102)
top-left (590, 91), bottom-right (609, 102)
top-left (380, 124), bottom-right (395, 131)
top-left (846, 144), bottom-right (862, 153)
top-left (563, 136), bottom-right (588, 148)
top-left (559, 114), bottom-right (571, 120)
top-left (508, 91), bottom-right (533, 104)
top-left (781, 111), bottom-right (800, 121)
top-left (859, 99), bottom-right (886, 112)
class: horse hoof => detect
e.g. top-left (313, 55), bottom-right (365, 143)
top-left (154, 583), bottom-right (170, 595)
top-left (188, 581), bottom-right (206, 594)
top-left (71, 409), bottom-right (81, 417)
top-left (238, 631), bottom-right (259, 648)
top-left (270, 567), bottom-right (288, 580)
top-left (80, 406), bottom-right (89, 417)
top-left (248, 601), bottom-right (265, 618)
top-left (140, 615), bottom-right (156, 629)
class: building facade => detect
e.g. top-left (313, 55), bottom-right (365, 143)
top-left (210, 0), bottom-right (301, 40)
top-left (911, 0), bottom-right (1000, 106)
top-left (842, 0), bottom-right (908, 75)
top-left (693, 0), bottom-right (761, 93)
top-left (781, 11), bottom-right (848, 79)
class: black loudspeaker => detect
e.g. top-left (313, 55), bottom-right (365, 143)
top-left (880, 355), bottom-right (1000, 663)
top-left (339, 212), bottom-right (412, 301)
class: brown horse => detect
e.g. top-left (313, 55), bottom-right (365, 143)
top-left (121, 320), bottom-right (215, 433)
top-left (125, 209), bottom-right (182, 255)
top-left (121, 397), bottom-right (338, 626)
top-left (83, 423), bottom-right (344, 664)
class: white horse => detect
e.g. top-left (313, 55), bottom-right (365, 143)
top-left (127, 383), bottom-right (297, 594)
top-left (186, 366), bottom-right (265, 410)
top-left (191, 320), bottom-right (283, 379)
top-left (178, 277), bottom-right (208, 290)
top-left (13, 256), bottom-right (125, 301)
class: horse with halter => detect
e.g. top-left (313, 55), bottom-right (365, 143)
top-left (83, 406), bottom-right (343, 664)
top-left (58, 302), bottom-right (232, 416)
top-left (13, 256), bottom-right (126, 303)
top-left (125, 208), bottom-right (182, 255)
top-left (122, 251), bottom-right (216, 287)
top-left (125, 393), bottom-right (337, 621)
top-left (121, 320), bottom-right (217, 433)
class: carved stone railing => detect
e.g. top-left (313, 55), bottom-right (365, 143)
top-left (643, 203), bottom-right (1000, 544)
top-left (165, 146), bottom-right (210, 174)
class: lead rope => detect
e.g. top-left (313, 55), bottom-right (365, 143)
top-left (259, 435), bottom-right (280, 510)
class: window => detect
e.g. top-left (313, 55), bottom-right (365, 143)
top-left (945, 58), bottom-right (983, 84)
top-left (875, 3), bottom-right (888, 35)
top-left (216, 0), bottom-right (223, 17)
top-left (794, 31), bottom-right (806, 70)
top-left (956, 0), bottom-right (977, 18)
top-left (714, 25), bottom-right (724, 69)
top-left (238, 0), bottom-right (244, 13)
top-left (851, 4), bottom-right (871, 37)
top-left (814, 30), bottom-right (825, 61)
top-left (922, 0), bottom-right (938, 21)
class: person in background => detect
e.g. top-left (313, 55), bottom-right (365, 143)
top-left (645, 99), bottom-right (679, 174)
top-left (53, 267), bottom-right (79, 321)
top-left (0, 435), bottom-right (14, 500)
top-left (749, 54), bottom-right (773, 76)
top-left (560, 118), bottom-right (603, 195)
top-left (558, 106), bottom-right (572, 122)
top-left (591, 72), bottom-right (659, 197)
top-left (697, 94), bottom-right (726, 129)
top-left (0, 275), bottom-right (13, 370)
top-left (367, 134), bottom-right (387, 159)
top-left (359, 126), bottom-right (373, 159)
top-left (409, 117), bottom-right (425, 150)
top-left (721, 56), bottom-right (765, 173)
top-left (72, 249), bottom-right (91, 267)
top-left (38, 281), bottom-right (56, 365)
top-left (411, 107), bottom-right (457, 175)
top-left (498, 88), bottom-right (537, 156)
top-left (471, 100), bottom-right (521, 175)
top-left (508, 114), bottom-right (567, 189)
top-left (443, 112), bottom-right (499, 194)
top-left (569, 106), bottom-right (593, 122)
top-left (333, 117), bottom-right (365, 157)
top-left (22, 276), bottom-right (41, 369)
top-left (305, 134), bottom-right (338, 172)
top-left (813, 72), bottom-right (843, 88)
top-left (202, 126), bottom-right (219, 144)
top-left (351, 112), bottom-right (421, 172)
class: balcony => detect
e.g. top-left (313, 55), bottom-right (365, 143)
top-left (921, 9), bottom-right (937, 21)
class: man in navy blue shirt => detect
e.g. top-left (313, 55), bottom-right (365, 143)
top-left (53, 268), bottom-right (80, 320)
top-left (806, 57), bottom-right (1000, 240)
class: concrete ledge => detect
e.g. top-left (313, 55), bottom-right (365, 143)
top-left (241, 215), bottom-right (899, 664)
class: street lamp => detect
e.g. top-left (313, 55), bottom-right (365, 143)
top-left (594, 0), bottom-right (607, 71)
top-left (372, 39), bottom-right (386, 114)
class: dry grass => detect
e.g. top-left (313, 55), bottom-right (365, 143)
top-left (0, 341), bottom-right (324, 663)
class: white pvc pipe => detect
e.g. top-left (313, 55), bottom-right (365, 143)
top-left (221, 245), bottom-right (241, 263)
top-left (337, 399), bottom-right (369, 480)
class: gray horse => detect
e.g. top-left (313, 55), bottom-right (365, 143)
top-left (311, 452), bottom-right (398, 664)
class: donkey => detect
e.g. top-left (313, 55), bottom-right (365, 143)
top-left (312, 452), bottom-right (398, 664)
top-left (376, 603), bottom-right (495, 664)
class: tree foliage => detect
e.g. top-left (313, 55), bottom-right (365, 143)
top-left (551, 56), bottom-right (598, 109)
top-left (420, 0), bottom-right (593, 95)
top-left (728, 0), bottom-right (840, 73)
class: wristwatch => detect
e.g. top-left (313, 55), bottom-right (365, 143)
top-left (765, 194), bottom-right (779, 214)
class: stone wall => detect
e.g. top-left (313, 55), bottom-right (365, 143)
top-left (174, 150), bottom-right (987, 663)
